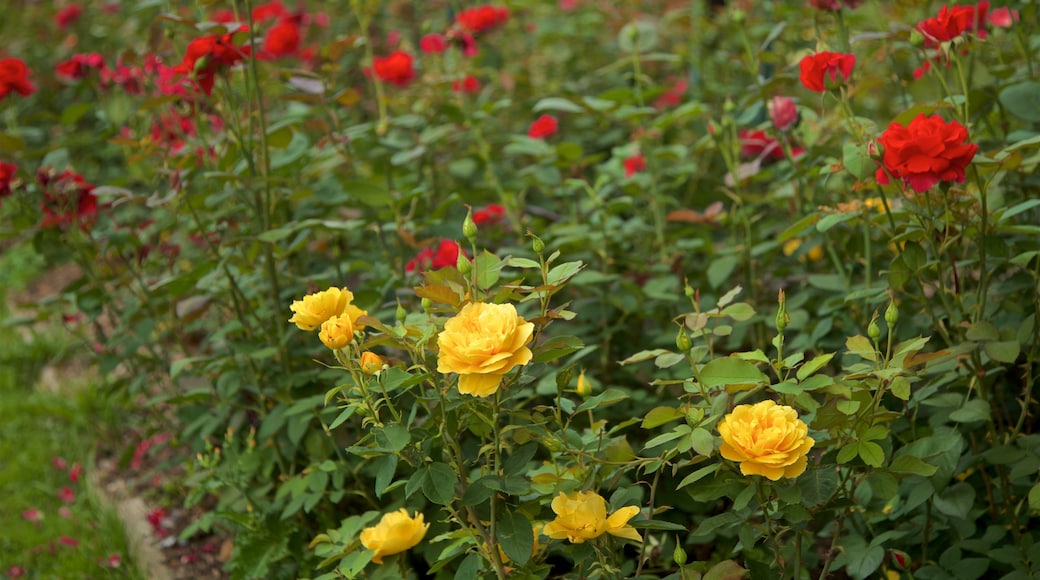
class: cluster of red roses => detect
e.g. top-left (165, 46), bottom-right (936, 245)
top-left (36, 168), bottom-right (100, 231)
top-left (372, 4), bottom-right (510, 93)
top-left (405, 204), bottom-right (505, 274)
top-left (913, 1), bottom-right (1017, 79)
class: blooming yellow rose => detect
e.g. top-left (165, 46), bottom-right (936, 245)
top-left (718, 400), bottom-right (815, 481)
top-left (436, 302), bottom-right (534, 397)
top-left (319, 314), bottom-right (355, 350)
top-left (542, 491), bottom-right (642, 544)
top-left (360, 508), bottom-right (429, 564)
top-left (288, 287), bottom-right (367, 332)
top-left (360, 351), bottom-right (387, 375)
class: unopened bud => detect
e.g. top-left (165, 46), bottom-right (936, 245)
top-left (395, 301), bottom-right (406, 323)
top-left (684, 284), bottom-right (695, 298)
top-left (868, 312), bottom-right (881, 341)
top-left (890, 549), bottom-right (911, 571)
top-left (360, 351), bottom-right (386, 375)
top-left (420, 297), bottom-right (432, 311)
top-left (531, 234), bottom-right (545, 254)
top-left (576, 371), bottom-right (592, 397)
top-left (775, 289), bottom-right (789, 332)
top-left (673, 540), bottom-right (687, 566)
top-left (676, 327), bottom-right (692, 353)
top-left (885, 297), bottom-right (899, 328)
top-left (457, 253), bottom-right (472, 274)
top-left (463, 208), bottom-right (478, 241)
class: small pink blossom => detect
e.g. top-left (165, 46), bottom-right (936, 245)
top-left (52, 456), bottom-right (68, 470)
top-left (58, 536), bottom-right (79, 547)
top-left (768, 96), bottom-right (798, 131)
top-left (22, 508), bottom-right (43, 523)
top-left (107, 554), bottom-right (123, 568)
top-left (69, 463), bottom-right (82, 484)
top-left (8, 566), bottom-right (25, 578)
top-left (58, 486), bottom-right (76, 504)
top-left (988, 6), bottom-right (1018, 28)
top-left (59, 507), bottom-right (73, 519)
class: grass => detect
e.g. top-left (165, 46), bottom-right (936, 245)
top-left (0, 243), bottom-right (142, 579)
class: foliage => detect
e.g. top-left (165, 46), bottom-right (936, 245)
top-left (2, 1), bottom-right (1040, 579)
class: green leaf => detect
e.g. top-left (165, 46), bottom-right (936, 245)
top-left (642, 406), bottom-right (685, 429)
top-left (983, 340), bottom-right (1020, 363)
top-left (703, 559), bottom-right (749, 580)
top-left (422, 463), bottom-right (458, 505)
top-left (374, 455), bottom-right (398, 497)
top-left (999, 82), bottom-right (1040, 122)
top-left (454, 554), bottom-right (482, 580)
top-left (342, 179), bottom-right (391, 207)
top-left (496, 510), bottom-right (534, 566)
top-left (843, 141), bottom-right (875, 180)
top-left (837, 442), bottom-right (860, 464)
top-left (796, 353), bottom-right (835, 381)
top-left (375, 424), bottom-right (410, 452)
top-left (798, 467), bottom-right (839, 505)
top-left (933, 483), bottom-right (975, 519)
top-left (859, 442), bottom-right (884, 467)
top-left (949, 399), bottom-right (991, 423)
top-left (889, 455), bottom-right (938, 477)
top-left (707, 256), bottom-right (739, 289)
top-left (689, 428), bottom-right (714, 457)
top-left (779, 213), bottom-right (819, 242)
top-left (698, 358), bottom-right (767, 390)
top-left (1028, 483), bottom-right (1040, 513)
top-left (845, 335), bottom-right (877, 361)
top-left (618, 20), bottom-right (659, 53)
top-left (474, 251), bottom-right (502, 290)
top-left (532, 97), bottom-right (585, 113)
top-left (677, 463), bottom-right (720, 490)
top-left (721, 303), bottom-right (755, 322)
top-left (546, 260), bottom-right (584, 286)
top-left (816, 212), bottom-right (857, 232)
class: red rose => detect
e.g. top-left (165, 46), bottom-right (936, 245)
top-left (420, 33), bottom-right (448, 54)
top-left (37, 169), bottom-right (99, 230)
top-left (372, 51), bottom-right (415, 87)
top-left (55, 4), bottom-right (83, 29)
top-left (0, 57), bottom-right (36, 100)
top-left (0, 160), bottom-right (17, 203)
top-left (262, 18), bottom-right (301, 58)
top-left (210, 9), bottom-right (237, 23)
top-left (988, 6), bottom-right (1018, 28)
top-left (252, 0), bottom-right (288, 22)
top-left (456, 5), bottom-right (509, 34)
top-left (528, 114), bottom-right (558, 139)
top-left (917, 3), bottom-right (989, 47)
top-left (174, 28), bottom-right (252, 95)
top-left (452, 75), bottom-right (481, 94)
top-left (798, 51), bottom-right (855, 92)
top-left (768, 96), bottom-right (798, 131)
top-left (624, 154), bottom-right (646, 177)
top-left (739, 129), bottom-right (784, 161)
top-left (55, 53), bottom-right (106, 81)
top-left (406, 240), bottom-right (469, 273)
top-left (875, 114), bottom-right (977, 193)
top-left (473, 204), bottom-right (506, 225)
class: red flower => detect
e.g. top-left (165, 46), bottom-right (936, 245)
top-left (456, 5), bottom-right (509, 34)
top-left (0, 160), bottom-right (16, 203)
top-left (528, 114), bottom-right (558, 139)
top-left (654, 78), bottom-right (687, 109)
top-left (55, 4), bottom-right (83, 29)
top-left (58, 486), bottom-right (76, 504)
top-left (210, 9), bottom-right (237, 23)
top-left (876, 114), bottom-right (977, 193)
top-left (58, 536), bottom-right (79, 547)
top-left (252, 0), bottom-right (288, 22)
top-left (798, 51), bottom-right (855, 92)
top-left (739, 129), bottom-right (784, 161)
top-left (406, 240), bottom-right (468, 273)
top-left (55, 53), bottom-right (106, 82)
top-left (262, 18), bottom-right (301, 58)
top-left (69, 463), bottom-right (82, 484)
top-left (988, 6), bottom-right (1018, 28)
top-left (0, 57), bottom-right (36, 100)
top-left (22, 508), bottom-right (42, 523)
top-left (52, 456), bottom-right (68, 470)
top-left (917, 3), bottom-right (989, 47)
top-left (372, 51), bottom-right (415, 87)
top-left (624, 154), bottom-right (646, 177)
top-left (173, 27), bottom-right (252, 95)
top-left (473, 204), bottom-right (506, 225)
top-left (37, 169), bottom-right (99, 230)
top-left (107, 554), bottom-right (123, 568)
top-left (768, 96), bottom-right (798, 131)
top-left (420, 33), bottom-right (448, 54)
top-left (452, 75), bottom-right (481, 94)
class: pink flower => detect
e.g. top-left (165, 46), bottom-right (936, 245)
top-left (107, 554), bottom-right (123, 568)
top-left (59, 536), bottom-right (79, 547)
top-left (624, 154), bottom-right (646, 177)
top-left (69, 463), bottom-right (82, 484)
top-left (768, 96), bottom-right (798, 131)
top-left (22, 508), bottom-right (43, 523)
top-left (8, 566), bottom-right (25, 578)
top-left (52, 456), bottom-right (68, 470)
top-left (420, 33), bottom-right (448, 54)
top-left (59, 507), bottom-right (73, 519)
top-left (559, 0), bottom-right (581, 10)
top-left (988, 6), bottom-right (1018, 28)
top-left (55, 4), bottom-right (83, 29)
top-left (58, 486), bottom-right (76, 504)
top-left (528, 114), bottom-right (558, 139)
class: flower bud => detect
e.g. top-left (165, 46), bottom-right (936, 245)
top-left (421, 297), bottom-right (432, 311)
top-left (463, 207), bottom-right (478, 241)
top-left (457, 253), bottom-right (472, 274)
top-left (576, 371), bottom-right (592, 397)
top-left (684, 284), bottom-right (695, 298)
top-left (360, 351), bottom-right (386, 375)
top-left (868, 312), bottom-right (881, 341)
top-left (531, 234), bottom-right (545, 255)
top-left (885, 297), bottom-right (898, 328)
top-left (775, 289), bottom-right (789, 333)
top-left (675, 327), bottom-right (692, 353)
top-left (909, 29), bottom-right (924, 47)
top-left (395, 301), bottom-right (406, 323)
top-left (673, 540), bottom-right (687, 566)
top-left (890, 549), bottom-right (911, 571)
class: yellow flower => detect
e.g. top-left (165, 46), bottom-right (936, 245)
top-left (718, 400), bottom-right (815, 481)
top-left (288, 287), bottom-right (367, 331)
top-left (542, 491), bottom-right (642, 544)
top-left (360, 351), bottom-right (387, 375)
top-left (360, 509), bottom-right (429, 565)
top-left (319, 314), bottom-right (355, 350)
top-left (436, 302), bottom-right (534, 397)
top-left (782, 239), bottom-right (823, 262)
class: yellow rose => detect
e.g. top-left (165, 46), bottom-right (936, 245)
top-left (288, 287), bottom-right (367, 332)
top-left (718, 400), bottom-right (815, 481)
top-left (360, 351), bottom-right (387, 375)
top-left (542, 491), bottom-right (642, 544)
top-left (436, 302), bottom-right (534, 397)
top-left (360, 508), bottom-right (429, 565)
top-left (319, 314), bottom-right (355, 350)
